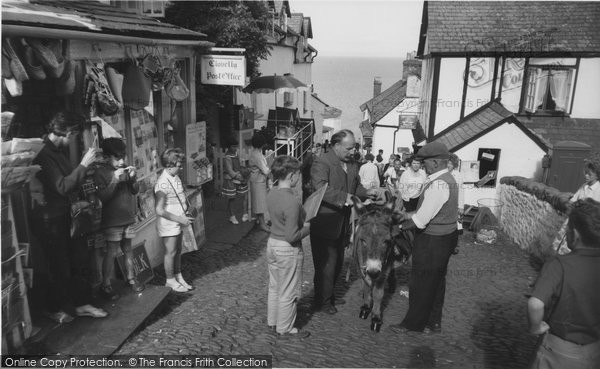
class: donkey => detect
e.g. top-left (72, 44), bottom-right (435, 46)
top-left (352, 194), bottom-right (412, 332)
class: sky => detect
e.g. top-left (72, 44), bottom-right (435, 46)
top-left (289, 0), bottom-right (424, 58)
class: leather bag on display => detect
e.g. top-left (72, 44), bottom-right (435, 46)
top-left (122, 61), bottom-right (151, 110)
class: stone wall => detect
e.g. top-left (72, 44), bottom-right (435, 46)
top-left (499, 177), bottom-right (573, 259)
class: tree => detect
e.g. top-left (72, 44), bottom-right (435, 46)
top-left (165, 1), bottom-right (271, 80)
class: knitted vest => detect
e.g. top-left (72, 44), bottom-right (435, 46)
top-left (417, 171), bottom-right (458, 235)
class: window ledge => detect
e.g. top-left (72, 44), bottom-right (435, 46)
top-left (517, 111), bottom-right (570, 118)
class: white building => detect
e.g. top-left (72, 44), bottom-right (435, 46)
top-left (417, 1), bottom-right (600, 205)
top-left (360, 57), bottom-right (423, 158)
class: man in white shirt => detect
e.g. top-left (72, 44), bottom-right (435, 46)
top-left (390, 141), bottom-right (459, 334)
top-left (359, 153), bottom-right (380, 190)
top-left (398, 157), bottom-right (428, 211)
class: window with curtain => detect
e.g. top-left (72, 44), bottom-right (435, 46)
top-left (523, 67), bottom-right (575, 113)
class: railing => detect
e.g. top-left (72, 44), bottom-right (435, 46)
top-left (273, 120), bottom-right (314, 162)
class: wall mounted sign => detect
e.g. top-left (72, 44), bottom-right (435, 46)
top-left (200, 55), bottom-right (246, 86)
top-left (398, 115), bottom-right (418, 129)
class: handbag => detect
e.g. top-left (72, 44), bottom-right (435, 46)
top-left (166, 176), bottom-right (197, 219)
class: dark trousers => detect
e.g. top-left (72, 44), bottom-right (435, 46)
top-left (310, 233), bottom-right (345, 307)
top-left (402, 230), bottom-right (458, 331)
top-left (403, 198), bottom-right (420, 212)
top-left (31, 215), bottom-right (91, 314)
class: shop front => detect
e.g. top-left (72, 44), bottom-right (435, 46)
top-left (1, 0), bottom-right (213, 352)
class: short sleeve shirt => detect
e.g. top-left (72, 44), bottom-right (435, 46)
top-left (154, 171), bottom-right (186, 213)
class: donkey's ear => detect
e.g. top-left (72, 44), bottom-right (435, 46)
top-left (352, 195), bottom-right (367, 214)
top-left (382, 191), bottom-right (395, 214)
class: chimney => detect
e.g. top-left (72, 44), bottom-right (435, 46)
top-left (373, 77), bottom-right (382, 97)
top-left (402, 59), bottom-right (422, 81)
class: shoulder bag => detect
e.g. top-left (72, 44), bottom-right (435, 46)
top-left (166, 176), bottom-right (198, 219)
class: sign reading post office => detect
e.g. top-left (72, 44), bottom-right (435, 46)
top-left (200, 55), bottom-right (246, 86)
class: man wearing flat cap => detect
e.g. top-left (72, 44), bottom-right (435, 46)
top-left (390, 141), bottom-right (459, 333)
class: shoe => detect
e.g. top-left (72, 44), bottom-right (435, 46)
top-left (320, 305), bottom-right (337, 315)
top-left (176, 276), bottom-right (194, 291)
top-left (389, 323), bottom-right (410, 333)
top-left (229, 216), bottom-right (239, 225)
top-left (277, 328), bottom-right (310, 339)
top-left (267, 325), bottom-right (276, 332)
top-left (99, 284), bottom-right (120, 301)
top-left (165, 280), bottom-right (188, 293)
top-left (44, 310), bottom-right (74, 324)
top-left (452, 247), bottom-right (459, 255)
top-left (334, 298), bottom-right (346, 306)
top-left (425, 323), bottom-right (442, 333)
top-left (75, 305), bottom-right (108, 318)
top-left (242, 214), bottom-right (250, 222)
top-left (128, 277), bottom-right (145, 293)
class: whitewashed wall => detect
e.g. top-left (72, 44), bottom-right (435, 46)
top-left (372, 97), bottom-right (420, 155)
top-left (454, 122), bottom-right (546, 206)
top-left (571, 58), bottom-right (600, 118)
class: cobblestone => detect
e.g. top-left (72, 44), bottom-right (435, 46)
top-left (117, 229), bottom-right (539, 368)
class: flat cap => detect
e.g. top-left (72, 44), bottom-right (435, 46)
top-left (416, 141), bottom-right (450, 160)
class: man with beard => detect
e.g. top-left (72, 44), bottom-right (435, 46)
top-left (309, 129), bottom-right (379, 314)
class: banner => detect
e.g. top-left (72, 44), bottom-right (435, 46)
top-left (186, 122), bottom-right (212, 186)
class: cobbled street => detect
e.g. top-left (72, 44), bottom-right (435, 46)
top-left (117, 228), bottom-right (540, 369)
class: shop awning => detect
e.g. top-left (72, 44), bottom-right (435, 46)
top-left (2, 0), bottom-right (214, 47)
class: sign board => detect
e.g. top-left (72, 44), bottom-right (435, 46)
top-left (200, 55), bottom-right (246, 86)
top-left (398, 115), bottom-right (418, 129)
top-left (117, 241), bottom-right (154, 284)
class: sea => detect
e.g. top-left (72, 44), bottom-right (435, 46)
top-left (311, 56), bottom-right (405, 142)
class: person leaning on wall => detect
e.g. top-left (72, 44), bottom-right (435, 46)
top-left (31, 111), bottom-right (108, 323)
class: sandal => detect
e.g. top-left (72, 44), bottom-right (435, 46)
top-left (75, 304), bottom-right (108, 318)
top-left (277, 328), bottom-right (310, 339)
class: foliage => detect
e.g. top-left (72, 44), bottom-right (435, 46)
top-left (165, 1), bottom-right (271, 79)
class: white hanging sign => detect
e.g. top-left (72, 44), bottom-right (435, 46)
top-left (200, 55), bottom-right (246, 86)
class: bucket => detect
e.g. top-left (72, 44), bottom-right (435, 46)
top-left (477, 198), bottom-right (503, 223)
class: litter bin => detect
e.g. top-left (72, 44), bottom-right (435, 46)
top-left (477, 198), bottom-right (502, 223)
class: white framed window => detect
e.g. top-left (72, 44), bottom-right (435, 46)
top-left (523, 67), bottom-right (575, 113)
top-left (284, 92), bottom-right (294, 107)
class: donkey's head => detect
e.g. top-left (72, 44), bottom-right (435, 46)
top-left (353, 193), bottom-right (397, 280)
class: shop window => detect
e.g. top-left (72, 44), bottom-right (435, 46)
top-left (523, 67), bottom-right (575, 114)
top-left (284, 92), bottom-right (294, 107)
top-left (477, 148), bottom-right (500, 187)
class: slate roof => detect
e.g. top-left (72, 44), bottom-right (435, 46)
top-left (2, 0), bottom-right (208, 42)
top-left (359, 79), bottom-right (407, 124)
top-left (518, 116), bottom-right (600, 154)
top-left (418, 1), bottom-right (600, 56)
top-left (429, 100), bottom-right (548, 152)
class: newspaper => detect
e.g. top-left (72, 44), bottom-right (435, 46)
top-left (303, 183), bottom-right (328, 221)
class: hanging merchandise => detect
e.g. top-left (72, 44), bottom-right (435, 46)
top-left (105, 66), bottom-right (124, 104)
top-left (84, 61), bottom-right (121, 116)
top-left (3, 38), bottom-right (29, 82)
top-left (25, 38), bottom-right (60, 76)
top-left (22, 41), bottom-right (46, 81)
top-left (122, 60), bottom-right (151, 110)
top-left (56, 60), bottom-right (75, 96)
top-left (4, 78), bottom-right (23, 97)
top-left (141, 53), bottom-right (165, 92)
top-left (165, 67), bottom-right (189, 102)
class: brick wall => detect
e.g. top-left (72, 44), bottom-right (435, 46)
top-left (499, 176), bottom-right (573, 259)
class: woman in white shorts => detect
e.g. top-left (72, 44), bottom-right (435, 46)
top-left (154, 148), bottom-right (195, 293)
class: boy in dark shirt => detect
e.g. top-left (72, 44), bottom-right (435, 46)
top-left (266, 156), bottom-right (310, 339)
top-left (528, 198), bottom-right (600, 368)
